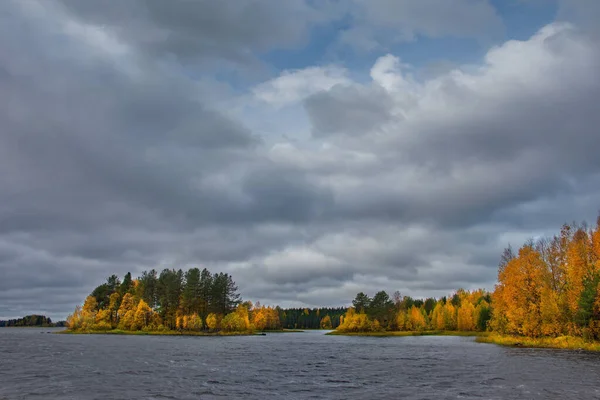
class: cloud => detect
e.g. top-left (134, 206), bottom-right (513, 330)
top-left (304, 83), bottom-right (394, 137)
top-left (1, 0), bottom-right (600, 321)
top-left (54, 0), bottom-right (325, 64)
top-left (558, 0), bottom-right (600, 36)
top-left (253, 66), bottom-right (351, 107)
top-left (301, 23), bottom-right (600, 230)
top-left (338, 0), bottom-right (504, 51)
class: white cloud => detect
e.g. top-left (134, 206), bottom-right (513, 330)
top-left (252, 65), bottom-right (351, 107)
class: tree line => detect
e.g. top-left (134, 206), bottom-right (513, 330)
top-left (67, 268), bottom-right (254, 332)
top-left (0, 315), bottom-right (66, 327)
top-left (337, 289), bottom-right (491, 333)
top-left (279, 307), bottom-right (346, 329)
top-left (491, 217), bottom-right (600, 339)
top-left (66, 267), bottom-right (345, 333)
top-left (66, 215), bottom-right (600, 340)
top-left (337, 216), bottom-right (600, 341)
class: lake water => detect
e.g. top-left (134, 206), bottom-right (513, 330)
top-left (1, 328), bottom-right (600, 399)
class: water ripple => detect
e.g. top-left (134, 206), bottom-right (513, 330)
top-left (1, 328), bottom-right (600, 399)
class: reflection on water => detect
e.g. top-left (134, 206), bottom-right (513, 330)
top-left (1, 328), bottom-right (599, 399)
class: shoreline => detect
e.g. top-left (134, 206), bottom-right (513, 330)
top-left (51, 329), bottom-right (600, 351)
top-left (58, 328), bottom-right (308, 336)
top-left (476, 334), bottom-right (600, 352)
top-left (326, 330), bottom-right (486, 337)
top-left (59, 329), bottom-right (269, 336)
top-left (328, 330), bottom-right (600, 351)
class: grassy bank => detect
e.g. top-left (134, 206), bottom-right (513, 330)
top-left (476, 334), bottom-right (600, 351)
top-left (328, 330), bottom-right (600, 351)
top-left (58, 329), bottom-right (259, 336)
top-left (326, 330), bottom-right (487, 337)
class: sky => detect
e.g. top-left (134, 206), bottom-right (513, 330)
top-left (1, 0), bottom-right (600, 321)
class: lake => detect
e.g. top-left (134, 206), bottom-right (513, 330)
top-left (1, 328), bottom-right (599, 399)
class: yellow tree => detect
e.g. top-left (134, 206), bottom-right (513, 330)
top-left (187, 314), bottom-right (203, 331)
top-left (66, 306), bottom-right (83, 330)
top-left (592, 218), bottom-right (600, 274)
top-left (117, 293), bottom-right (137, 330)
top-left (108, 292), bottom-right (121, 327)
top-left (206, 313), bottom-right (219, 331)
top-left (407, 306), bottom-right (426, 331)
top-left (372, 319), bottom-right (383, 331)
top-left (497, 245), bottom-right (549, 337)
top-left (222, 312), bottom-right (245, 332)
top-left (134, 299), bottom-right (153, 330)
top-left (457, 302), bottom-right (476, 331)
top-left (396, 311), bottom-right (408, 331)
top-left (431, 302), bottom-right (445, 330)
top-left (337, 308), bottom-right (372, 332)
top-left (251, 306), bottom-right (267, 331)
top-left (223, 304), bottom-right (251, 332)
top-left (79, 296), bottom-right (98, 330)
top-left (83, 296), bottom-right (98, 313)
top-left (320, 315), bottom-right (332, 329)
top-left (443, 302), bottom-right (457, 331)
top-left (266, 307), bottom-right (281, 330)
top-left (94, 308), bottom-right (112, 330)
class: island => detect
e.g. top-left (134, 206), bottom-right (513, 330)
top-left (64, 269), bottom-right (345, 335)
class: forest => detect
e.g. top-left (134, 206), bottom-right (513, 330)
top-left (491, 218), bottom-right (600, 339)
top-left (280, 307), bottom-right (346, 330)
top-left (336, 289), bottom-right (491, 333)
top-left (67, 216), bottom-right (600, 342)
top-left (66, 268), bottom-right (344, 333)
top-left (0, 315), bottom-right (65, 327)
top-left (336, 216), bottom-right (600, 342)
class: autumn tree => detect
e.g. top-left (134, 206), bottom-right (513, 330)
top-left (117, 293), bottom-right (137, 330)
top-left (108, 292), bottom-right (121, 327)
top-left (337, 308), bottom-right (372, 332)
top-left (407, 306), bottom-right (427, 331)
top-left (134, 299), bottom-right (153, 330)
top-left (457, 302), bottom-right (476, 331)
top-left (320, 315), bottom-right (332, 329)
top-left (206, 313), bottom-right (219, 331)
top-left (94, 308), bottom-right (112, 330)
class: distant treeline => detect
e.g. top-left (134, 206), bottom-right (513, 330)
top-left (337, 289), bottom-right (491, 333)
top-left (279, 307), bottom-right (346, 329)
top-left (66, 265), bottom-right (348, 333)
top-left (0, 315), bottom-right (66, 327)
